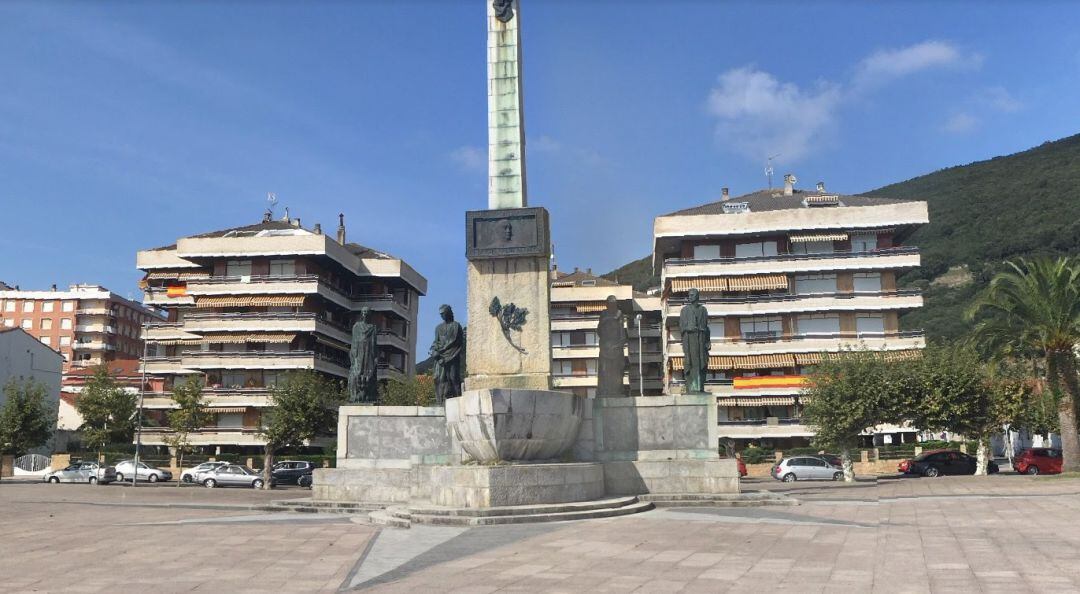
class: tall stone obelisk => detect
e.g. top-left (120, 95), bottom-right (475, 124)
top-left (464, 0), bottom-right (552, 391)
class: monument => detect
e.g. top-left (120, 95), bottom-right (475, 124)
top-left (347, 307), bottom-right (379, 403)
top-left (313, 0), bottom-right (740, 523)
top-left (679, 288), bottom-right (711, 394)
top-left (597, 295), bottom-right (627, 396)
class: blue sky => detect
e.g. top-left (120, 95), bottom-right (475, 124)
top-left (3, 2), bottom-right (1080, 349)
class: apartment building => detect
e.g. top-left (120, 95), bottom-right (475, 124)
top-left (134, 214), bottom-right (426, 453)
top-left (550, 268), bottom-right (663, 397)
top-left (653, 179), bottom-right (929, 451)
top-left (0, 284), bottom-right (162, 368)
top-left (0, 327), bottom-right (63, 453)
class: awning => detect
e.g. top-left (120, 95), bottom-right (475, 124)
top-left (671, 277), bottom-right (727, 293)
top-left (200, 333), bottom-right (295, 344)
top-left (789, 232), bottom-right (848, 243)
top-left (793, 350), bottom-right (921, 366)
top-left (195, 295), bottom-right (306, 308)
top-left (551, 281), bottom-right (575, 288)
top-left (145, 271), bottom-right (210, 281)
top-left (315, 335), bottom-right (349, 350)
top-left (733, 375), bottom-right (809, 389)
top-left (153, 338), bottom-right (202, 346)
top-left (207, 407), bottom-right (248, 414)
top-left (717, 396), bottom-right (797, 407)
top-left (726, 275), bottom-right (788, 291)
top-left (670, 353), bottom-right (796, 371)
top-left (576, 302), bottom-right (607, 313)
top-left (804, 194), bottom-right (840, 206)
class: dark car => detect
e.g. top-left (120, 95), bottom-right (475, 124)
top-left (1013, 448), bottom-right (1062, 475)
top-left (271, 460), bottom-right (315, 486)
top-left (898, 449), bottom-right (999, 477)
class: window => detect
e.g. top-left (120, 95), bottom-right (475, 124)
top-left (61, 318), bottom-right (72, 330)
top-left (2, 319), bottom-right (12, 327)
top-left (693, 244), bottom-right (721, 260)
top-left (60, 336), bottom-right (71, 346)
top-left (23, 302), bottom-right (34, 313)
top-left (853, 273), bottom-right (882, 293)
top-left (21, 319), bottom-right (32, 329)
top-left (851, 233), bottom-right (877, 252)
top-left (586, 359), bottom-right (597, 375)
top-left (856, 313), bottom-right (885, 335)
top-left (3, 301), bottom-right (13, 312)
top-left (552, 332), bottom-right (571, 347)
top-left (41, 318), bottom-right (52, 330)
top-left (790, 241), bottom-right (835, 255)
top-left (735, 241), bottom-right (779, 258)
top-left (708, 321), bottom-right (725, 341)
top-left (794, 273), bottom-right (837, 295)
top-left (42, 302), bottom-right (54, 313)
top-left (269, 259), bottom-right (295, 277)
top-left (796, 313), bottom-right (840, 336)
top-left (62, 301), bottom-right (75, 312)
top-left (740, 316), bottom-right (782, 339)
top-left (552, 361), bottom-right (573, 376)
top-left (41, 336), bottom-right (51, 346)
top-left (226, 260), bottom-right (252, 277)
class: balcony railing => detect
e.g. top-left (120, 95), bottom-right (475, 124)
top-left (666, 289), bottom-right (922, 305)
top-left (668, 330), bottom-right (925, 346)
top-left (666, 246), bottom-right (919, 268)
top-left (717, 417), bottom-right (804, 426)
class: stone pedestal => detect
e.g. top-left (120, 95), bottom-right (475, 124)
top-left (430, 463), bottom-right (603, 508)
top-left (446, 389), bottom-right (584, 463)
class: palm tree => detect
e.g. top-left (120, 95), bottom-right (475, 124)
top-left (968, 257), bottom-right (1080, 472)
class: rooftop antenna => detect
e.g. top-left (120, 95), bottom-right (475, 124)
top-left (766, 154), bottom-right (780, 189)
top-left (265, 192), bottom-right (278, 221)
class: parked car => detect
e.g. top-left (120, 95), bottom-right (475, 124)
top-left (271, 460), bottom-right (316, 486)
top-left (770, 456), bottom-right (844, 482)
top-left (298, 474), bottom-right (313, 488)
top-left (43, 461), bottom-right (117, 485)
top-left (1013, 448), bottom-right (1062, 475)
top-left (181, 461), bottom-right (229, 483)
top-left (897, 449), bottom-right (999, 477)
top-left (200, 464), bottom-right (266, 489)
top-left (113, 460), bottom-right (173, 483)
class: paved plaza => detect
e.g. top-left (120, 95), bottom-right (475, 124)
top-left (2, 475), bottom-right (1080, 592)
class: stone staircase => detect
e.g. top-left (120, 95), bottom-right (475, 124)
top-left (370, 496), bottom-right (654, 528)
top-left (640, 490), bottom-right (798, 507)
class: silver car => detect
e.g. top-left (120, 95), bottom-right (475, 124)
top-left (770, 456), bottom-right (844, 482)
top-left (113, 460), bottom-right (173, 483)
top-left (200, 464), bottom-right (266, 489)
top-left (181, 461), bottom-right (228, 483)
top-left (43, 462), bottom-right (117, 485)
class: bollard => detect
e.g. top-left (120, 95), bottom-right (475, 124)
top-left (861, 450), bottom-right (870, 463)
top-left (873, 448), bottom-right (880, 462)
top-left (775, 450), bottom-right (784, 462)
top-left (914, 446), bottom-right (922, 457)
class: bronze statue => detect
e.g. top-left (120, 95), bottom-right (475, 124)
top-left (348, 307), bottom-right (379, 403)
top-left (493, 0), bottom-right (514, 23)
top-left (430, 304), bottom-right (464, 402)
top-left (679, 288), bottom-right (711, 394)
top-left (597, 295), bottom-right (627, 396)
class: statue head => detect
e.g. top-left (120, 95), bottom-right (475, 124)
top-left (439, 304), bottom-right (454, 322)
top-left (492, 0), bottom-right (514, 22)
top-left (605, 295), bottom-right (619, 312)
top-left (358, 307), bottom-right (371, 322)
top-left (688, 288), bottom-right (700, 304)
top-left (501, 220), bottom-right (513, 242)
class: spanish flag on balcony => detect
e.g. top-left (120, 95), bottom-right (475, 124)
top-left (166, 285), bottom-right (188, 298)
top-left (733, 375), bottom-right (810, 390)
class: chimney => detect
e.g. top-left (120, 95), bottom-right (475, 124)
top-left (313, 223), bottom-right (322, 235)
top-left (262, 210), bottom-right (272, 223)
top-left (586, 267), bottom-right (592, 275)
top-left (721, 187), bottom-right (729, 201)
top-left (816, 181), bottom-right (826, 193)
top-left (783, 173), bottom-right (796, 196)
top-left (50, 284), bottom-right (57, 291)
top-left (574, 266), bottom-right (580, 273)
top-left (336, 213), bottom-right (346, 245)
top-left (293, 217), bottom-right (301, 228)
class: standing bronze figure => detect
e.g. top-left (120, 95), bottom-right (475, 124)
top-left (430, 304), bottom-right (464, 403)
top-left (679, 288), bottom-right (711, 394)
top-left (597, 295), bottom-right (627, 396)
top-left (348, 307), bottom-right (379, 403)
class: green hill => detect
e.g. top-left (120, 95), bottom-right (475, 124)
top-left (604, 133), bottom-right (1080, 340)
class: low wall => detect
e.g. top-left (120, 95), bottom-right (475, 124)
top-left (744, 459), bottom-right (901, 478)
top-left (577, 395), bottom-right (719, 462)
top-left (335, 405), bottom-right (454, 469)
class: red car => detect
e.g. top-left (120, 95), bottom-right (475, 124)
top-left (1013, 448), bottom-right (1062, 475)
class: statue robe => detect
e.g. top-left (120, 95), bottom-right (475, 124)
top-left (431, 320), bottom-right (464, 402)
top-left (597, 309), bottom-right (627, 396)
top-left (348, 320), bottom-right (379, 403)
top-left (679, 302), bottom-right (711, 393)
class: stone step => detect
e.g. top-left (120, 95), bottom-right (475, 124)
top-left (408, 499), bottom-right (654, 526)
top-left (407, 496), bottom-right (642, 518)
top-left (639, 491), bottom-right (798, 507)
top-left (269, 500), bottom-right (386, 514)
top-left (369, 508), bottom-right (412, 529)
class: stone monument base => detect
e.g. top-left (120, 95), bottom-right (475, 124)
top-left (603, 460), bottom-right (739, 496)
top-left (429, 462), bottom-right (603, 508)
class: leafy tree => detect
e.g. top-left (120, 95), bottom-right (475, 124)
top-left (967, 257), bottom-right (1080, 472)
top-left (75, 364), bottom-right (137, 459)
top-left (378, 375), bottom-right (435, 406)
top-left (259, 371), bottom-right (344, 489)
top-left (803, 351), bottom-right (911, 482)
top-left (0, 379), bottom-right (54, 455)
top-left (165, 376), bottom-right (207, 486)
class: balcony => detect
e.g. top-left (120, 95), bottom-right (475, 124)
top-left (715, 418), bottom-right (814, 439)
top-left (627, 323), bottom-right (662, 338)
top-left (666, 290), bottom-right (923, 317)
top-left (551, 345), bottom-right (600, 360)
top-left (140, 357), bottom-right (193, 375)
top-left (76, 308), bottom-right (111, 316)
top-left (172, 312), bottom-right (351, 344)
top-left (551, 314), bottom-right (600, 332)
top-left (377, 329), bottom-right (409, 352)
top-left (180, 350), bottom-right (321, 371)
top-left (72, 341), bottom-right (115, 352)
top-left (138, 426), bottom-right (267, 447)
top-left (377, 363), bottom-right (405, 381)
top-left (666, 330), bottom-right (925, 357)
top-left (552, 374), bottom-right (598, 388)
top-left (141, 388), bottom-right (273, 410)
top-left (664, 247), bottom-right (920, 278)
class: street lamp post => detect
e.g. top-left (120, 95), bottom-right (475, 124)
top-left (635, 314), bottom-right (644, 398)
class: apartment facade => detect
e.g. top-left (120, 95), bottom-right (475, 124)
top-left (0, 284), bottom-right (161, 369)
top-left (653, 181), bottom-right (929, 451)
top-left (134, 215), bottom-right (426, 453)
top-left (550, 268), bottom-right (664, 397)
top-left (0, 327), bottom-right (63, 453)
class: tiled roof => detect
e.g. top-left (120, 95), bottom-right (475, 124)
top-left (551, 269), bottom-right (619, 287)
top-left (662, 189), bottom-right (915, 217)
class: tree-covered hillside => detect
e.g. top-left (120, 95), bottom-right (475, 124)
top-left (603, 133), bottom-right (1080, 340)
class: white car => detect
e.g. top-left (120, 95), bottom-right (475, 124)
top-left (43, 462), bottom-right (117, 485)
top-left (113, 460), bottom-right (173, 483)
top-left (181, 461), bottom-right (229, 483)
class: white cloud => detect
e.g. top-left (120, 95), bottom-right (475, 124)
top-left (854, 41), bottom-right (980, 89)
top-left (529, 135), bottom-right (562, 153)
top-left (981, 86), bottom-right (1023, 113)
top-left (943, 112), bottom-right (979, 134)
top-left (449, 145), bottom-right (486, 171)
top-left (707, 67), bottom-right (842, 162)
